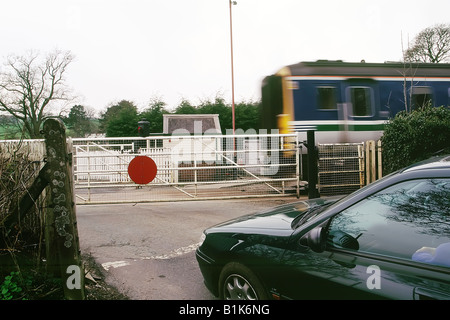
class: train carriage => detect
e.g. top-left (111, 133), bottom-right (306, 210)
top-left (261, 60), bottom-right (450, 144)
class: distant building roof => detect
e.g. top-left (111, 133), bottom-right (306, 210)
top-left (163, 114), bottom-right (221, 135)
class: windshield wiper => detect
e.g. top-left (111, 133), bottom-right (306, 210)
top-left (291, 203), bottom-right (332, 229)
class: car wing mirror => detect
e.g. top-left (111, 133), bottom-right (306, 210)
top-left (300, 226), bottom-right (326, 253)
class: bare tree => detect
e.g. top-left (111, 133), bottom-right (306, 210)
top-left (0, 50), bottom-right (75, 138)
top-left (404, 24), bottom-right (450, 63)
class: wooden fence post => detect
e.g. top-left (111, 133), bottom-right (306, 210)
top-left (364, 140), bottom-right (383, 185)
top-left (41, 118), bottom-right (85, 300)
top-left (377, 140), bottom-right (383, 179)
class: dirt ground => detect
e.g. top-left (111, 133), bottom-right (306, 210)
top-left (83, 253), bottom-right (129, 300)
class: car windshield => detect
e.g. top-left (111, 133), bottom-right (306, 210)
top-left (324, 170), bottom-right (400, 207)
top-left (291, 171), bottom-right (400, 229)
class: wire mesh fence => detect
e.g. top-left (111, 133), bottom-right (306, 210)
top-left (317, 142), bottom-right (368, 196)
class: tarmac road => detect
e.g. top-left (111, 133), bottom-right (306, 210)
top-left (76, 197), bottom-right (300, 300)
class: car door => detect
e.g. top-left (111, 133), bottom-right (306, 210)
top-left (323, 177), bottom-right (450, 299)
top-left (276, 245), bottom-right (383, 299)
top-left (278, 177), bottom-right (450, 300)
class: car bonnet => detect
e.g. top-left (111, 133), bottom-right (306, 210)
top-left (205, 198), bottom-right (337, 233)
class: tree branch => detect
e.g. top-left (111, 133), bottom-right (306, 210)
top-left (0, 50), bottom-right (75, 138)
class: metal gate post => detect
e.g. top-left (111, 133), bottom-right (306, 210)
top-left (307, 130), bottom-right (320, 199)
top-left (296, 136), bottom-right (300, 198)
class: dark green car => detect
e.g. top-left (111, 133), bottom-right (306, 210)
top-left (196, 155), bottom-right (450, 300)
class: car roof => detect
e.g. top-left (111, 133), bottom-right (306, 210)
top-left (400, 155), bottom-right (450, 173)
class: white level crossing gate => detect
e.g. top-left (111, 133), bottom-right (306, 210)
top-left (71, 134), bottom-right (301, 204)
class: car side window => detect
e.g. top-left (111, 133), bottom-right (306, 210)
top-left (327, 178), bottom-right (450, 268)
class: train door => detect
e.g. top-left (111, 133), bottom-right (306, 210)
top-left (343, 79), bottom-right (379, 118)
top-left (340, 79), bottom-right (383, 142)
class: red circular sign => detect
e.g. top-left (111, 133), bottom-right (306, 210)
top-left (128, 156), bottom-right (158, 184)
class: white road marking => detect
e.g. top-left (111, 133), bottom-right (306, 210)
top-left (143, 242), bottom-right (201, 260)
top-left (102, 260), bottom-right (130, 271)
top-left (101, 242), bottom-right (201, 271)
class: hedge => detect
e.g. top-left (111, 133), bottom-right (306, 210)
top-left (381, 106), bottom-right (450, 174)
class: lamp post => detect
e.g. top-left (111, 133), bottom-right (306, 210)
top-left (229, 0), bottom-right (237, 134)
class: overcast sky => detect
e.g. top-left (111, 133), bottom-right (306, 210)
top-left (1, 0), bottom-right (449, 114)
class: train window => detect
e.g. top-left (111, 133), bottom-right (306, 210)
top-left (348, 87), bottom-right (373, 117)
top-left (317, 87), bottom-right (337, 110)
top-left (411, 87), bottom-right (433, 110)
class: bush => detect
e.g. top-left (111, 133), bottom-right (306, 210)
top-left (0, 142), bottom-right (51, 299)
top-left (381, 106), bottom-right (450, 174)
top-left (1, 272), bottom-right (26, 300)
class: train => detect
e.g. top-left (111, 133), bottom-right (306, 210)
top-left (260, 60), bottom-right (450, 144)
